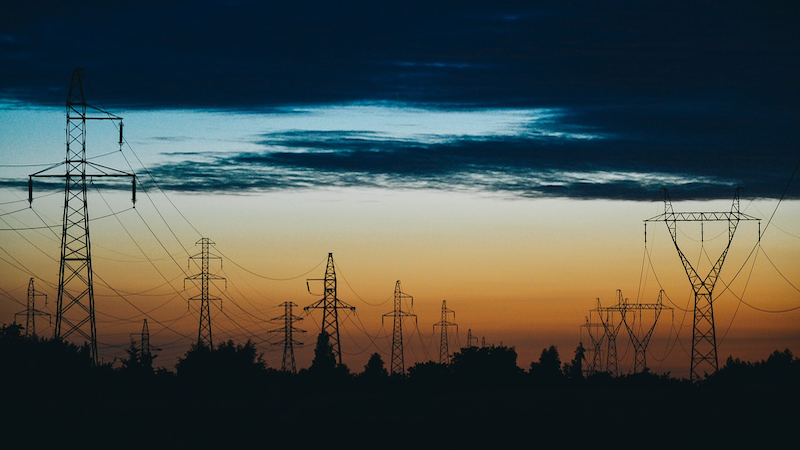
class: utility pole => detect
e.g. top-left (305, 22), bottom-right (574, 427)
top-left (433, 300), bottom-right (457, 365)
top-left (14, 278), bottom-right (50, 337)
top-left (382, 280), bottom-right (417, 376)
top-left (269, 301), bottom-right (305, 373)
top-left (645, 188), bottom-right (759, 381)
top-left (28, 68), bottom-right (135, 365)
top-left (185, 238), bottom-right (225, 349)
top-left (618, 290), bottom-right (672, 374)
top-left (304, 253), bottom-right (354, 366)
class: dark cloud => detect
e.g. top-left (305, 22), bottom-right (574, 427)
top-left (1, 0), bottom-right (798, 200)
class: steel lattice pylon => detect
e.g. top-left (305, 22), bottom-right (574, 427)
top-left (434, 300), bottom-right (457, 364)
top-left (645, 188), bottom-right (759, 381)
top-left (269, 301), bottom-right (305, 373)
top-left (185, 238), bottom-right (225, 349)
top-left (581, 315), bottom-right (606, 376)
top-left (28, 68), bottom-right (134, 365)
top-left (14, 278), bottom-right (50, 337)
top-left (382, 280), bottom-right (416, 375)
top-left (618, 290), bottom-right (672, 374)
top-left (304, 253), bottom-right (354, 366)
top-left (593, 297), bottom-right (623, 376)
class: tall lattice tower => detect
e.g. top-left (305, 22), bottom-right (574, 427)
top-left (581, 314), bottom-right (605, 376)
top-left (618, 290), bottom-right (672, 374)
top-left (185, 238), bottom-right (225, 348)
top-left (14, 278), bottom-right (50, 337)
top-left (433, 300), bottom-right (457, 364)
top-left (28, 68), bottom-right (135, 365)
top-left (382, 280), bottom-right (417, 376)
top-left (645, 188), bottom-right (759, 381)
top-left (269, 301), bottom-right (305, 373)
top-left (129, 319), bottom-right (158, 363)
top-left (593, 296), bottom-right (623, 376)
top-left (304, 253), bottom-right (354, 366)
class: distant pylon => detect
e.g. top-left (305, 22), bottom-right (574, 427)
top-left (185, 238), bottom-right (225, 348)
top-left (28, 68), bottom-right (135, 365)
top-left (582, 314), bottom-right (605, 376)
top-left (433, 300), bottom-right (457, 364)
top-left (466, 328), bottom-right (478, 348)
top-left (382, 280), bottom-right (417, 375)
top-left (618, 290), bottom-right (672, 374)
top-left (269, 301), bottom-right (306, 373)
top-left (304, 253), bottom-right (354, 366)
top-left (645, 188), bottom-right (759, 381)
top-left (129, 319), bottom-right (159, 362)
top-left (14, 278), bottom-right (50, 337)
top-left (594, 296), bottom-right (623, 376)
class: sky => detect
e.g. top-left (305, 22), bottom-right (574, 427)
top-left (1, 1), bottom-right (798, 378)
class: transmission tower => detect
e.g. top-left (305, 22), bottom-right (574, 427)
top-left (129, 319), bottom-right (159, 362)
top-left (304, 253), bottom-right (355, 366)
top-left (581, 314), bottom-right (606, 376)
top-left (269, 301), bottom-right (306, 373)
top-left (466, 328), bottom-right (478, 348)
top-left (433, 300), bottom-right (457, 364)
top-left (382, 280), bottom-right (417, 375)
top-left (645, 188), bottom-right (759, 381)
top-left (185, 238), bottom-right (225, 349)
top-left (28, 68), bottom-right (135, 365)
top-left (618, 290), bottom-right (672, 374)
top-left (593, 296), bottom-right (623, 376)
top-left (14, 278), bottom-right (50, 337)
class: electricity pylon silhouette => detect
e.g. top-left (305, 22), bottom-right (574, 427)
top-left (618, 290), bottom-right (672, 374)
top-left (382, 280), bottom-right (417, 375)
top-left (304, 253), bottom-right (354, 366)
top-left (269, 301), bottom-right (305, 373)
top-left (582, 314), bottom-right (605, 376)
top-left (14, 278), bottom-right (50, 337)
top-left (593, 297), bottom-right (623, 376)
top-left (645, 188), bottom-right (759, 381)
top-left (129, 319), bottom-right (159, 364)
top-left (185, 238), bottom-right (225, 349)
top-left (466, 328), bottom-right (478, 348)
top-left (28, 68), bottom-right (135, 365)
top-left (433, 300), bottom-right (457, 364)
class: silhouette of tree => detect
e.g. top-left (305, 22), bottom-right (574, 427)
top-left (450, 345), bottom-right (523, 384)
top-left (407, 361), bottom-right (450, 386)
top-left (119, 339), bottom-right (157, 376)
top-left (562, 342), bottom-right (585, 380)
top-left (305, 331), bottom-right (350, 380)
top-left (529, 345), bottom-right (563, 383)
top-left (362, 352), bottom-right (389, 380)
top-left (176, 339), bottom-right (266, 386)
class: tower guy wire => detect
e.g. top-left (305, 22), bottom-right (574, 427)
top-left (14, 278), bottom-right (51, 337)
top-left (304, 253), bottom-right (354, 366)
top-left (645, 188), bottom-right (760, 381)
top-left (27, 68), bottom-right (136, 365)
top-left (381, 280), bottom-right (417, 376)
top-left (269, 301), bottom-right (306, 373)
top-left (433, 300), bottom-right (457, 365)
top-left (185, 238), bottom-right (225, 349)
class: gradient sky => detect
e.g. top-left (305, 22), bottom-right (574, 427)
top-left (1, 1), bottom-right (798, 378)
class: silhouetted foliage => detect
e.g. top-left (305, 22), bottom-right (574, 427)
top-left (529, 345), bottom-right (564, 383)
top-left (176, 339), bottom-right (266, 385)
top-left (407, 360), bottom-right (450, 385)
top-left (562, 342), bottom-right (585, 380)
top-left (303, 331), bottom-right (350, 380)
top-left (361, 352), bottom-right (389, 380)
top-left (450, 345), bottom-right (524, 385)
top-left (119, 339), bottom-right (158, 376)
top-left (705, 348), bottom-right (799, 386)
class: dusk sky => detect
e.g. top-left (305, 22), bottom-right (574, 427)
top-left (1, 1), bottom-right (798, 378)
